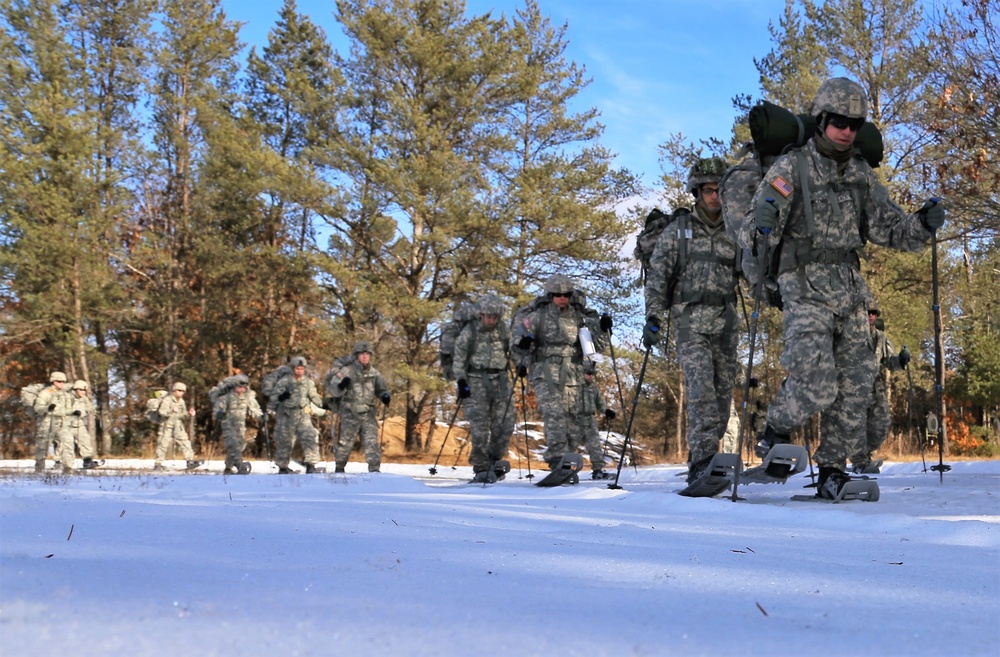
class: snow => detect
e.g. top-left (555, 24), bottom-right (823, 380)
top-left (2, 459), bottom-right (998, 657)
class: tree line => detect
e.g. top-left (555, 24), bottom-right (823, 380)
top-left (1, 0), bottom-right (997, 461)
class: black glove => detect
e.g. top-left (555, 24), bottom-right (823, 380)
top-left (48, 403), bottom-right (56, 412)
top-left (277, 390), bottom-right (291, 402)
top-left (516, 364), bottom-right (528, 378)
top-left (599, 313), bottom-right (613, 332)
top-left (898, 346), bottom-right (911, 368)
top-left (517, 335), bottom-right (533, 350)
top-left (73, 410), bottom-right (82, 417)
top-left (755, 197), bottom-right (779, 232)
top-left (918, 198), bottom-right (945, 231)
top-left (457, 379), bottom-right (471, 399)
top-left (642, 317), bottom-right (661, 349)
top-left (337, 377), bottom-right (351, 391)
top-left (604, 409), bottom-right (616, 420)
top-left (381, 393), bottom-right (391, 405)
top-left (321, 400), bottom-right (331, 411)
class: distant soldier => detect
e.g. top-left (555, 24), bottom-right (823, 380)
top-left (453, 294), bottom-right (514, 482)
top-left (214, 374), bottom-right (263, 474)
top-left (33, 371), bottom-right (73, 473)
top-left (68, 380), bottom-right (101, 470)
top-left (329, 342), bottom-right (390, 473)
top-left (572, 360), bottom-right (616, 479)
top-left (269, 357), bottom-right (325, 474)
top-left (153, 382), bottom-right (201, 471)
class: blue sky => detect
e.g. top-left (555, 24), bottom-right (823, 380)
top-left (224, 0), bottom-right (791, 187)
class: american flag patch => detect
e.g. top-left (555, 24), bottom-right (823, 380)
top-left (771, 176), bottom-right (794, 198)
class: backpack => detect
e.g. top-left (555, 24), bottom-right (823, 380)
top-left (20, 383), bottom-right (46, 418)
top-left (261, 365), bottom-right (293, 398)
top-left (322, 354), bottom-right (356, 412)
top-left (209, 375), bottom-right (248, 407)
top-left (146, 390), bottom-right (168, 423)
top-left (634, 208), bottom-right (694, 306)
top-left (439, 300), bottom-right (481, 381)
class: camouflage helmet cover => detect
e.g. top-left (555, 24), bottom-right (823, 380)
top-left (72, 380), bottom-right (88, 390)
top-left (234, 374), bottom-right (250, 386)
top-left (49, 371), bottom-right (68, 383)
top-left (812, 77), bottom-right (868, 119)
top-left (686, 156), bottom-right (728, 195)
top-left (582, 360), bottom-right (597, 375)
top-left (477, 294), bottom-right (505, 317)
top-left (544, 274), bottom-right (575, 296)
top-left (172, 382), bottom-right (187, 392)
top-left (352, 341), bottom-right (373, 355)
top-left (289, 356), bottom-right (307, 368)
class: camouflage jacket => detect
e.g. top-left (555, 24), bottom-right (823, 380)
top-left (68, 395), bottom-right (94, 430)
top-left (453, 319), bottom-right (510, 381)
top-left (329, 362), bottom-right (388, 415)
top-left (214, 389), bottom-right (262, 426)
top-left (269, 376), bottom-right (323, 414)
top-left (157, 395), bottom-right (189, 427)
top-left (34, 385), bottom-right (73, 423)
top-left (576, 380), bottom-right (608, 416)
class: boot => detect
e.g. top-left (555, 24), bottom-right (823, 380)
top-left (817, 466), bottom-right (850, 500)
top-left (82, 457), bottom-right (98, 469)
top-left (62, 465), bottom-right (74, 474)
top-left (755, 425), bottom-right (791, 458)
top-left (685, 456), bottom-right (714, 484)
top-left (277, 466), bottom-right (294, 474)
top-left (153, 463), bottom-right (166, 471)
top-left (34, 459), bottom-right (45, 473)
top-left (591, 469), bottom-right (612, 480)
top-left (185, 460), bottom-right (204, 470)
top-left (334, 465), bottom-right (346, 473)
top-left (304, 463), bottom-right (316, 474)
top-left (236, 461), bottom-right (252, 474)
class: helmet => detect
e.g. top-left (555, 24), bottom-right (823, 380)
top-left (234, 374), bottom-right (250, 386)
top-left (352, 341), bottom-right (373, 355)
top-left (686, 157), bottom-right (727, 196)
top-left (49, 371), bottom-right (67, 383)
top-left (812, 77), bottom-right (868, 119)
top-left (72, 380), bottom-right (88, 390)
top-left (172, 382), bottom-right (187, 392)
top-left (544, 274), bottom-right (575, 296)
top-left (289, 356), bottom-right (307, 368)
top-left (867, 299), bottom-right (880, 317)
top-left (582, 360), bottom-right (597, 375)
top-left (477, 294), bottom-right (505, 317)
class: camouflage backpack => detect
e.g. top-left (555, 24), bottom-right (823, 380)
top-left (209, 375), bottom-right (250, 407)
top-left (145, 390), bottom-right (168, 423)
top-left (633, 207), bottom-right (693, 286)
top-left (321, 354), bottom-right (357, 412)
top-left (439, 300), bottom-right (481, 381)
top-left (19, 383), bottom-right (46, 418)
top-left (261, 365), bottom-right (293, 398)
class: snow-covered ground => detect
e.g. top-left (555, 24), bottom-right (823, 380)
top-left (2, 459), bottom-right (998, 657)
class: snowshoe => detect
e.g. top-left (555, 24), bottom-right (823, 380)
top-left (493, 459), bottom-right (511, 481)
top-left (754, 425), bottom-right (792, 459)
top-left (472, 469), bottom-right (498, 484)
top-left (185, 460), bottom-right (204, 470)
top-left (82, 457), bottom-right (104, 469)
top-left (277, 466), bottom-right (297, 474)
top-left (591, 469), bottom-right (612, 480)
top-left (739, 444), bottom-right (808, 484)
top-left (851, 458), bottom-right (883, 474)
top-left (535, 453), bottom-right (584, 487)
top-left (792, 467), bottom-right (880, 503)
top-left (237, 461), bottom-right (252, 474)
top-left (678, 453), bottom-right (740, 498)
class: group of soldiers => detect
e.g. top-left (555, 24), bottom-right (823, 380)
top-left (28, 77), bottom-right (946, 496)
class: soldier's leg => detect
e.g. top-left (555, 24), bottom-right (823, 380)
top-left (531, 375), bottom-right (570, 467)
top-left (154, 424), bottom-right (171, 466)
top-left (223, 427), bottom-right (240, 469)
top-left (677, 333), bottom-right (725, 465)
top-left (360, 414), bottom-right (381, 472)
top-left (57, 425), bottom-right (75, 471)
top-left (582, 416), bottom-right (605, 471)
top-left (715, 329), bottom-right (740, 453)
top-left (34, 418), bottom-right (51, 469)
top-left (174, 426), bottom-right (195, 461)
top-left (299, 415), bottom-right (321, 466)
top-left (76, 425), bottom-right (95, 460)
top-left (464, 385), bottom-right (491, 471)
top-left (274, 413), bottom-right (294, 468)
top-left (488, 378), bottom-right (515, 463)
top-left (856, 380), bottom-right (890, 467)
top-left (334, 413), bottom-right (360, 469)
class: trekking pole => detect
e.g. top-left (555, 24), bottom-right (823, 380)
top-left (429, 398), bottom-right (463, 475)
top-left (517, 373), bottom-right (534, 479)
top-left (730, 224), bottom-right (771, 502)
top-left (928, 217), bottom-right (951, 481)
top-left (608, 346), bottom-right (652, 490)
top-left (377, 402), bottom-right (389, 451)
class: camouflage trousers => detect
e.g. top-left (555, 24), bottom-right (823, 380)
top-left (676, 328), bottom-right (739, 465)
top-left (720, 398), bottom-right (740, 454)
top-left (530, 373), bottom-right (579, 468)
top-left (569, 413), bottom-right (605, 471)
top-left (155, 419), bottom-right (194, 464)
top-left (856, 377), bottom-right (890, 464)
top-left (767, 299), bottom-right (876, 471)
top-left (335, 409), bottom-right (380, 472)
top-left (36, 418), bottom-right (74, 469)
top-left (462, 373), bottom-right (515, 471)
top-left (221, 425), bottom-right (249, 468)
top-left (69, 422), bottom-right (95, 460)
top-left (273, 409), bottom-right (319, 468)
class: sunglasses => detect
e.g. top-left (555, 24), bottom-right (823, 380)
top-left (827, 114), bottom-right (865, 132)
top-left (552, 293), bottom-right (571, 298)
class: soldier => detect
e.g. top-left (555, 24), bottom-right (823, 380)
top-left (511, 274), bottom-right (610, 472)
top-left (643, 156), bottom-right (742, 483)
top-left (269, 357), bottom-right (325, 474)
top-left (453, 294), bottom-right (514, 482)
top-left (572, 360), bottom-right (616, 479)
top-left (32, 371), bottom-right (73, 473)
top-left (852, 303), bottom-right (910, 474)
top-left (68, 380), bottom-right (100, 470)
top-left (329, 342), bottom-right (390, 473)
top-left (741, 77), bottom-right (944, 498)
top-left (153, 382), bottom-right (202, 471)
top-left (214, 374), bottom-right (263, 474)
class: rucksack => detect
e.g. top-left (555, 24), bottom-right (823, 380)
top-left (209, 375), bottom-right (248, 407)
top-left (261, 365), bottom-right (293, 398)
top-left (146, 390), bottom-right (168, 423)
top-left (322, 354), bottom-right (356, 412)
top-left (634, 208), bottom-right (694, 306)
top-left (20, 383), bottom-right (46, 418)
top-left (439, 300), bottom-right (481, 381)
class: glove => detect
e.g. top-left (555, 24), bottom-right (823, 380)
top-left (457, 379), bottom-right (471, 399)
top-left (277, 390), bottom-right (291, 402)
top-left (215, 411), bottom-right (224, 421)
top-left (919, 198), bottom-right (945, 231)
top-left (48, 403), bottom-right (56, 412)
top-left (874, 318), bottom-right (885, 331)
top-left (599, 313), bottom-right (613, 332)
top-left (337, 376), bottom-right (351, 390)
top-left (604, 409), bottom-right (616, 420)
top-left (517, 335), bottom-right (533, 350)
top-left (321, 400), bottom-right (331, 411)
top-left (72, 410), bottom-right (82, 417)
top-left (381, 393), bottom-right (391, 405)
top-left (516, 364), bottom-right (528, 378)
top-left (642, 317), bottom-right (661, 349)
top-left (755, 197), bottom-right (779, 232)
top-left (898, 346), bottom-right (911, 368)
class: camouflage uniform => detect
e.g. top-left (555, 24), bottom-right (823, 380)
top-left (856, 317), bottom-right (906, 469)
top-left (571, 369), bottom-right (609, 472)
top-left (511, 276), bottom-right (608, 469)
top-left (740, 79), bottom-right (935, 477)
top-left (269, 361), bottom-right (324, 472)
top-left (33, 372), bottom-right (74, 472)
top-left (330, 343), bottom-right (389, 472)
top-left (154, 384), bottom-right (196, 467)
top-left (645, 159), bottom-right (741, 470)
top-left (214, 383), bottom-right (263, 471)
top-left (453, 298), bottom-right (514, 473)
top-left (68, 381), bottom-right (97, 467)
top-left (721, 147), bottom-right (779, 303)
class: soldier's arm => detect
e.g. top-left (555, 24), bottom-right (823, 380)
top-left (644, 221), bottom-right (680, 320)
top-left (864, 175), bottom-right (934, 252)
top-left (453, 323), bottom-right (474, 382)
